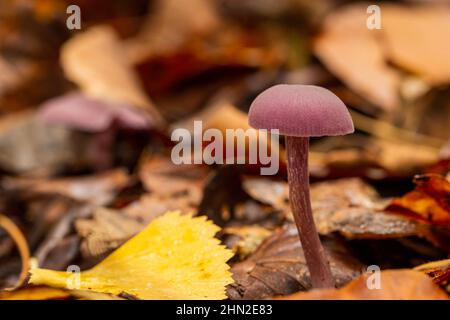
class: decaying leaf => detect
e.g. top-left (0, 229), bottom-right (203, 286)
top-left (314, 4), bottom-right (401, 111)
top-left (75, 208), bottom-right (143, 260)
top-left (1, 169), bottom-right (130, 205)
top-left (382, 5), bottom-right (450, 85)
top-left (386, 174), bottom-right (450, 226)
top-left (228, 224), bottom-right (364, 299)
top-left (281, 270), bottom-right (449, 300)
top-left (223, 225), bottom-right (272, 260)
top-left (139, 156), bottom-right (207, 203)
top-left (61, 26), bottom-right (164, 127)
top-left (315, 3), bottom-right (450, 111)
top-left (123, 193), bottom-right (196, 223)
top-left (0, 214), bottom-right (30, 290)
top-left (29, 212), bottom-right (234, 299)
top-left (242, 178), bottom-right (289, 212)
top-left (125, 0), bottom-right (221, 62)
top-left (414, 259), bottom-right (450, 286)
top-left (311, 178), bottom-right (421, 239)
top-left (172, 102), bottom-right (282, 165)
top-left (0, 110), bottom-right (88, 174)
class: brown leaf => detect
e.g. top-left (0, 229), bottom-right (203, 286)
top-left (0, 110), bottom-right (88, 174)
top-left (75, 208), bottom-right (143, 260)
top-left (314, 4), bottom-right (401, 111)
top-left (61, 26), bottom-right (164, 127)
top-left (227, 224), bottom-right (364, 299)
top-left (414, 259), bottom-right (450, 286)
top-left (125, 0), bottom-right (221, 62)
top-left (311, 178), bottom-right (421, 239)
top-left (0, 214), bottom-right (30, 290)
top-left (382, 5), bottom-right (450, 85)
top-left (1, 169), bottom-right (130, 205)
top-left (314, 4), bottom-right (450, 111)
top-left (242, 178), bottom-right (289, 212)
top-left (281, 270), bottom-right (449, 300)
top-left (222, 225), bottom-right (272, 260)
top-left (139, 156), bottom-right (207, 202)
top-left (386, 174), bottom-right (450, 226)
top-left (123, 194), bottom-right (196, 223)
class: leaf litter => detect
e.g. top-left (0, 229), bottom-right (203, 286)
top-left (1, 0), bottom-right (450, 300)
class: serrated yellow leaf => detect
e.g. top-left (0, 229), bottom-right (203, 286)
top-left (29, 212), bottom-right (233, 299)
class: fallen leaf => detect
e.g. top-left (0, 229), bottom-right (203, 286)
top-left (223, 225), bottom-right (272, 260)
top-left (123, 193), bottom-right (196, 223)
top-left (314, 4), bottom-right (401, 111)
top-left (0, 214), bottom-right (30, 290)
top-left (228, 224), bottom-right (363, 299)
top-left (139, 155), bottom-right (207, 202)
top-left (1, 169), bottom-right (130, 205)
top-left (386, 174), bottom-right (450, 226)
top-left (309, 135), bottom-right (440, 179)
top-left (75, 208), bottom-right (143, 260)
top-left (414, 259), bottom-right (450, 286)
top-left (125, 0), bottom-right (221, 62)
top-left (382, 5), bottom-right (450, 85)
top-left (311, 178), bottom-right (421, 239)
top-left (172, 102), bottom-right (283, 165)
top-left (0, 287), bottom-right (69, 300)
top-left (242, 178), bottom-right (289, 212)
top-left (314, 4), bottom-right (450, 111)
top-left (0, 110), bottom-right (88, 174)
top-left (281, 269), bottom-right (449, 300)
top-left (61, 26), bottom-right (164, 127)
top-left (29, 212), bottom-right (234, 299)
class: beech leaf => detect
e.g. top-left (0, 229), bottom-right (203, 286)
top-left (29, 212), bottom-right (234, 299)
top-left (281, 270), bottom-right (449, 300)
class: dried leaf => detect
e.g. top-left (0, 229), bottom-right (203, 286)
top-left (123, 194), bottom-right (196, 223)
top-left (223, 225), bottom-right (272, 259)
top-left (382, 5), bottom-right (450, 85)
top-left (75, 208), bottom-right (143, 259)
top-left (242, 178), bottom-right (289, 212)
top-left (139, 156), bottom-right (207, 202)
top-left (0, 214), bottom-right (30, 290)
top-left (281, 270), bottom-right (449, 300)
top-left (29, 212), bottom-right (233, 299)
top-left (311, 178), bottom-right (420, 239)
top-left (61, 26), bottom-right (164, 127)
top-left (0, 110), bottom-right (87, 174)
top-left (414, 259), bottom-right (450, 286)
top-left (314, 4), bottom-right (401, 111)
top-left (2, 169), bottom-right (130, 205)
top-left (125, 0), bottom-right (221, 62)
top-left (386, 174), bottom-right (450, 226)
top-left (228, 224), bottom-right (363, 299)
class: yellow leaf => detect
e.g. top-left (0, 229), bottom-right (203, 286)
top-left (29, 212), bottom-right (233, 299)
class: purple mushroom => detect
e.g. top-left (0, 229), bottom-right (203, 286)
top-left (38, 92), bottom-right (153, 170)
top-left (249, 85), bottom-right (354, 288)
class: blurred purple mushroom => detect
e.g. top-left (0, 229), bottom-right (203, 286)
top-left (38, 92), bottom-right (154, 170)
top-left (249, 84), bottom-right (354, 288)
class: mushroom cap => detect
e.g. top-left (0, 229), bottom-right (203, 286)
top-left (38, 92), bottom-right (151, 132)
top-left (248, 85), bottom-right (354, 137)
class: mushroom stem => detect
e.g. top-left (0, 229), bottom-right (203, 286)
top-left (285, 136), bottom-right (335, 288)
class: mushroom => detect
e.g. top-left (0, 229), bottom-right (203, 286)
top-left (248, 84), bottom-right (354, 288)
top-left (39, 92), bottom-right (153, 170)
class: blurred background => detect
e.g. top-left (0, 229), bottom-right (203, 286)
top-left (0, 0), bottom-right (449, 185)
